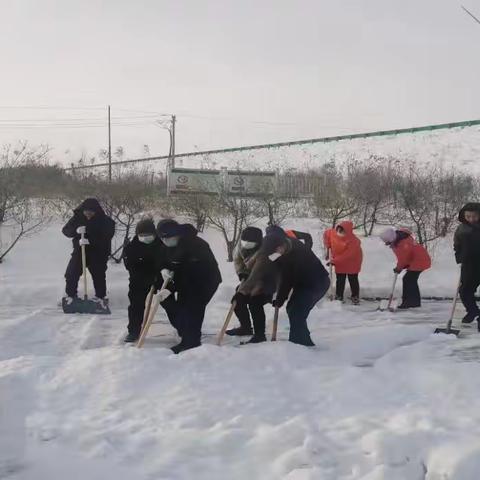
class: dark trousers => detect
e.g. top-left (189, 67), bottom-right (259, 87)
top-left (65, 252), bottom-right (108, 298)
top-left (128, 281), bottom-right (180, 338)
top-left (402, 271), bottom-right (421, 306)
top-left (286, 276), bottom-right (330, 346)
top-left (234, 294), bottom-right (271, 336)
top-left (174, 286), bottom-right (219, 347)
top-left (460, 266), bottom-right (480, 317)
top-left (335, 273), bottom-right (360, 299)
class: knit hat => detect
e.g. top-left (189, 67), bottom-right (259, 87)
top-left (265, 225), bottom-right (286, 237)
top-left (157, 219), bottom-right (180, 238)
top-left (241, 226), bottom-right (263, 244)
top-left (379, 228), bottom-right (397, 244)
top-left (136, 218), bottom-right (156, 236)
top-left (261, 234), bottom-right (287, 256)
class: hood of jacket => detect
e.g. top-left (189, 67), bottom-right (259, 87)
top-left (74, 198), bottom-right (105, 216)
top-left (179, 223), bottom-right (198, 239)
top-left (458, 203), bottom-right (480, 224)
top-left (338, 221), bottom-right (354, 236)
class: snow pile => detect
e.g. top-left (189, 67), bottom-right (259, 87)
top-left (1, 223), bottom-right (480, 479)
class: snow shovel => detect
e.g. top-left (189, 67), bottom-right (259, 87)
top-left (434, 272), bottom-right (461, 336)
top-left (271, 305), bottom-right (280, 341)
top-left (378, 273), bottom-right (399, 312)
top-left (62, 232), bottom-right (108, 314)
top-left (137, 279), bottom-right (170, 348)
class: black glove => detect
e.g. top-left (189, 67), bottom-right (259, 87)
top-left (393, 267), bottom-right (402, 274)
top-left (272, 298), bottom-right (284, 309)
top-left (238, 273), bottom-right (249, 281)
top-left (231, 291), bottom-right (246, 304)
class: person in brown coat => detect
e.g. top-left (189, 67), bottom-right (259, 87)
top-left (228, 227), bottom-right (278, 343)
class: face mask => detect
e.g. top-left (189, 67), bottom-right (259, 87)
top-left (268, 252), bottom-right (282, 262)
top-left (162, 236), bottom-right (179, 248)
top-left (138, 235), bottom-right (155, 244)
top-left (241, 240), bottom-right (257, 250)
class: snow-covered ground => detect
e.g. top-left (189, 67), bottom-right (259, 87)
top-left (1, 222), bottom-right (480, 480)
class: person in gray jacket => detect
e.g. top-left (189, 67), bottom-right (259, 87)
top-left (228, 227), bottom-right (278, 343)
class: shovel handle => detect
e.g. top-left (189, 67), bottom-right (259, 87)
top-left (386, 273), bottom-right (398, 310)
top-left (445, 270), bottom-right (462, 331)
top-left (271, 306), bottom-right (280, 341)
top-left (217, 302), bottom-right (237, 346)
top-left (81, 232), bottom-right (88, 300)
top-left (137, 279), bottom-right (169, 348)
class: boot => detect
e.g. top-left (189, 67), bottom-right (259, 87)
top-left (351, 296), bottom-right (360, 306)
top-left (462, 313), bottom-right (477, 324)
top-left (477, 317), bottom-right (480, 332)
top-left (246, 334), bottom-right (267, 344)
top-left (225, 326), bottom-right (253, 336)
top-left (398, 302), bottom-right (420, 309)
top-left (124, 332), bottom-right (139, 343)
top-left (335, 295), bottom-right (344, 302)
top-left (171, 340), bottom-right (201, 354)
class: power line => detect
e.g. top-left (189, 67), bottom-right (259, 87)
top-left (461, 5), bottom-right (480, 25)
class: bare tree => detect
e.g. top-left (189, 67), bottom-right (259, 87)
top-left (173, 193), bottom-right (213, 232)
top-left (207, 192), bottom-right (261, 262)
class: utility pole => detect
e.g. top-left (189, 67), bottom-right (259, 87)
top-left (171, 114), bottom-right (176, 170)
top-left (108, 105), bottom-right (112, 182)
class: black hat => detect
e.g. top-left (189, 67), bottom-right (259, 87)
top-left (261, 234), bottom-right (287, 256)
top-left (80, 198), bottom-right (102, 213)
top-left (265, 225), bottom-right (286, 237)
top-left (241, 226), bottom-right (263, 244)
top-left (157, 218), bottom-right (180, 238)
top-left (136, 218), bottom-right (156, 236)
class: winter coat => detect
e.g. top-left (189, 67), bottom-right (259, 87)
top-left (391, 229), bottom-right (431, 272)
top-left (161, 224), bottom-right (222, 302)
top-left (285, 229), bottom-right (313, 249)
top-left (123, 236), bottom-right (165, 285)
top-left (62, 199), bottom-right (115, 259)
top-left (234, 247), bottom-right (278, 297)
top-left (323, 221), bottom-right (362, 274)
top-left (233, 247), bottom-right (259, 281)
top-left (454, 203), bottom-right (480, 266)
top-left (273, 238), bottom-right (329, 305)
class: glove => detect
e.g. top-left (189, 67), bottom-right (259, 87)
top-left (155, 289), bottom-right (172, 302)
top-left (161, 269), bottom-right (174, 282)
top-left (76, 226), bottom-right (86, 235)
top-left (238, 273), bottom-right (249, 281)
top-left (272, 298), bottom-right (284, 308)
top-left (231, 291), bottom-right (246, 304)
top-left (79, 238), bottom-right (90, 246)
top-left (393, 267), bottom-right (402, 274)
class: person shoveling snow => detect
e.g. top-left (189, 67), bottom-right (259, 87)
top-left (61, 197), bottom-right (115, 314)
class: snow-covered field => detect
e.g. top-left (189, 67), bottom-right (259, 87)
top-left (2, 221), bottom-right (480, 480)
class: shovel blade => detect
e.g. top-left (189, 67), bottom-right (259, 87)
top-left (62, 297), bottom-right (110, 315)
top-left (434, 327), bottom-right (461, 336)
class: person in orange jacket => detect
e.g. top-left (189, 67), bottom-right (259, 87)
top-left (379, 227), bottom-right (431, 309)
top-left (324, 221), bottom-right (363, 304)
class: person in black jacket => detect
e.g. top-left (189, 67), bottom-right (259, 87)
top-left (123, 219), bottom-right (167, 342)
top-left (261, 230), bottom-right (330, 346)
top-left (454, 203), bottom-right (480, 326)
top-left (228, 227), bottom-right (278, 343)
top-left (156, 219), bottom-right (222, 354)
top-left (62, 198), bottom-right (115, 308)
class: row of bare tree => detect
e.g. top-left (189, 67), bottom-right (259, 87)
top-left (0, 144), bottom-right (477, 263)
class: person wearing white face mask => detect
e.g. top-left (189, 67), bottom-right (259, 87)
top-left (261, 229), bottom-right (330, 347)
top-left (227, 227), bottom-right (278, 342)
top-left (123, 218), bottom-right (165, 343)
top-left (156, 219), bottom-right (222, 354)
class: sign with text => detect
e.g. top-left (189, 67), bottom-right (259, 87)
top-left (226, 170), bottom-right (276, 197)
top-left (168, 168), bottom-right (222, 194)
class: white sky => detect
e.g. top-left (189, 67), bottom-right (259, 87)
top-left (0, 0), bottom-right (479, 164)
